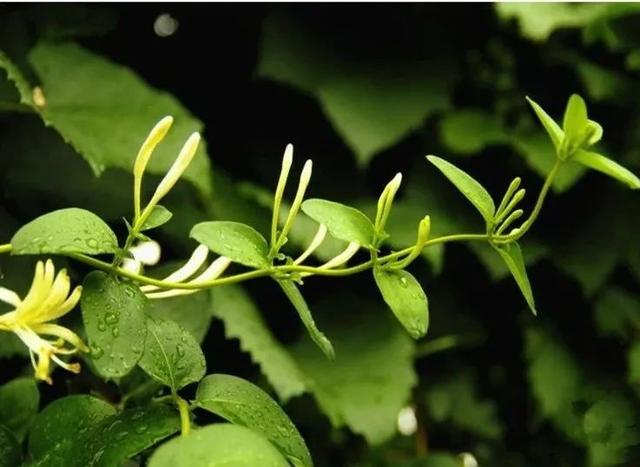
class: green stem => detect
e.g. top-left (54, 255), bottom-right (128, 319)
top-left (175, 396), bottom-right (191, 436)
top-left (0, 158), bottom-right (563, 290)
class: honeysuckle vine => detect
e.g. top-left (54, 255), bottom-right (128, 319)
top-left (1, 94), bottom-right (639, 436)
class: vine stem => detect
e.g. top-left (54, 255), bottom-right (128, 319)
top-left (0, 159), bottom-right (562, 291)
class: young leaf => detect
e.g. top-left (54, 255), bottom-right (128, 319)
top-left (277, 280), bottom-right (335, 359)
top-left (525, 96), bottom-right (564, 151)
top-left (28, 395), bottom-right (116, 464)
top-left (562, 94), bottom-right (588, 142)
top-left (191, 221), bottom-right (270, 268)
top-left (0, 377), bottom-right (39, 441)
top-left (492, 242), bottom-right (536, 315)
top-left (140, 205), bottom-right (173, 231)
top-left (373, 267), bottom-right (429, 339)
top-left (573, 149), bottom-right (640, 189)
top-left (11, 207), bottom-right (118, 255)
top-left (148, 423), bottom-right (288, 467)
top-left (426, 156), bottom-right (495, 223)
top-left (301, 198), bottom-right (375, 246)
top-left (195, 374), bottom-right (312, 467)
top-left (0, 425), bottom-right (22, 467)
top-left (210, 286), bottom-right (307, 401)
top-left (81, 272), bottom-right (148, 379)
top-left (138, 317), bottom-right (206, 391)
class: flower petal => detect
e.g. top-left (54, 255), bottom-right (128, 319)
top-left (140, 244), bottom-right (209, 292)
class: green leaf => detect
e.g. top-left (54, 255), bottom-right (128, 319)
top-left (425, 372), bottom-right (503, 439)
top-left (79, 403), bottom-right (180, 467)
top-left (191, 221), bottom-right (270, 268)
top-left (373, 267), bottom-right (429, 339)
top-left (0, 377), bottom-right (39, 441)
top-left (301, 198), bottom-right (375, 246)
top-left (576, 59), bottom-right (640, 103)
top-left (195, 374), bottom-right (312, 467)
top-left (148, 423), bottom-right (288, 467)
top-left (439, 109), bottom-right (508, 155)
top-left (0, 425), bottom-right (22, 467)
top-left (316, 70), bottom-right (450, 166)
top-left (277, 280), bottom-right (335, 360)
top-left (209, 285), bottom-right (307, 401)
top-left (28, 396), bottom-right (179, 467)
top-left (563, 94), bottom-right (589, 142)
top-left (141, 205), bottom-right (173, 231)
top-left (291, 299), bottom-right (416, 444)
top-left (25, 41), bottom-right (212, 197)
top-left (594, 288), bottom-right (640, 340)
top-left (28, 395), bottom-right (116, 464)
top-left (11, 207), bottom-right (118, 255)
top-left (495, 3), bottom-right (604, 41)
top-left (0, 49), bottom-right (34, 107)
top-left (257, 11), bottom-right (450, 166)
top-left (469, 241), bottom-right (547, 281)
top-left (573, 149), bottom-right (640, 189)
top-left (426, 156), bottom-right (495, 223)
top-left (150, 291), bottom-right (212, 344)
top-left (526, 330), bottom-right (582, 419)
top-left (81, 271), bottom-right (148, 378)
top-left (525, 96), bottom-right (564, 151)
top-left (492, 242), bottom-right (536, 315)
top-left (138, 317), bottom-right (206, 391)
top-left (583, 394), bottom-right (640, 467)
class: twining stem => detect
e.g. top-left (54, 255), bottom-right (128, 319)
top-left (0, 158), bottom-right (562, 291)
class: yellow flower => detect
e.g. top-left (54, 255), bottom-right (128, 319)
top-left (0, 259), bottom-right (87, 384)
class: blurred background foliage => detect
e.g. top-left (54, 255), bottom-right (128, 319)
top-left (2, 3), bottom-right (640, 466)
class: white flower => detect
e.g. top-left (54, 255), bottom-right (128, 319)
top-left (141, 245), bottom-right (231, 299)
top-left (0, 260), bottom-right (87, 384)
top-left (122, 240), bottom-right (162, 274)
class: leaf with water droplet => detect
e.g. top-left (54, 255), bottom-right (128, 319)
top-left (11, 208), bottom-right (118, 255)
top-left (138, 317), bottom-right (206, 391)
top-left (28, 397), bottom-right (178, 467)
top-left (190, 221), bottom-right (270, 268)
top-left (81, 272), bottom-right (148, 379)
top-left (28, 395), bottom-right (116, 466)
top-left (195, 374), bottom-right (312, 467)
top-left (373, 267), bottom-right (429, 339)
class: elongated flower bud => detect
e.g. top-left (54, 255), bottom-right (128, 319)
top-left (150, 132), bottom-right (200, 205)
top-left (133, 116), bottom-right (174, 220)
top-left (271, 144), bottom-right (294, 247)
